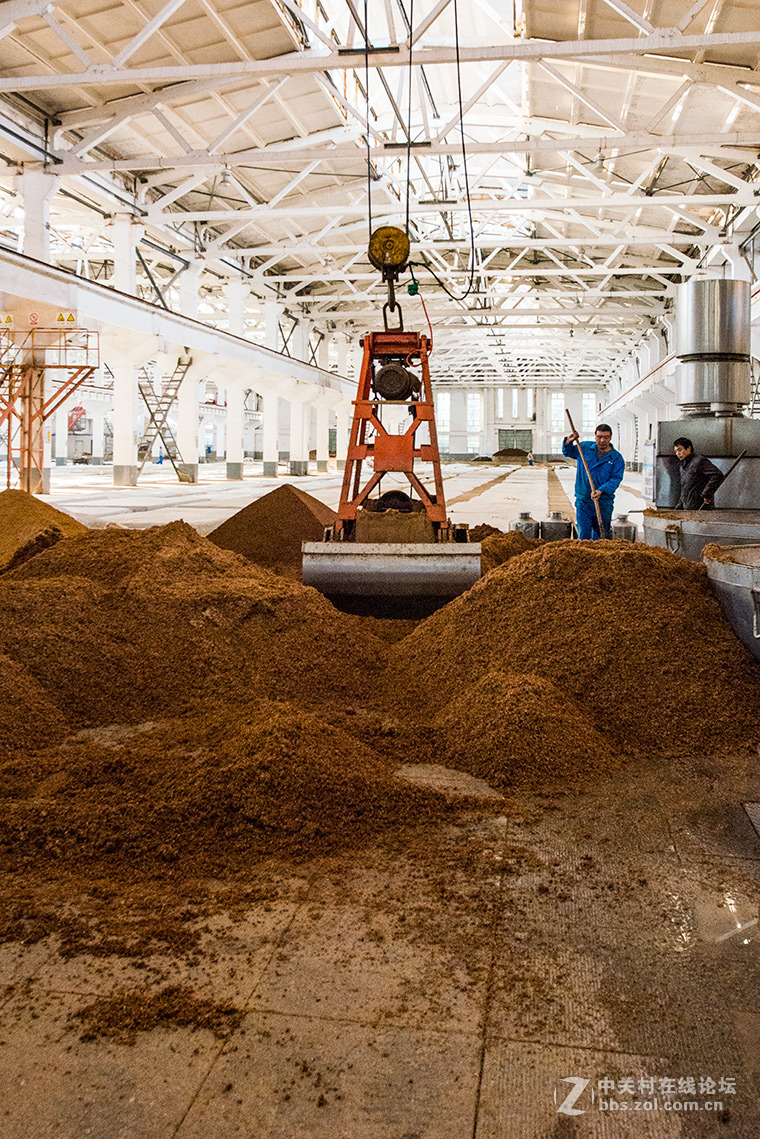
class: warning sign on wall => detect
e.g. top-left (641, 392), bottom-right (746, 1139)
top-left (56, 312), bottom-right (76, 324)
top-left (0, 312), bottom-right (14, 325)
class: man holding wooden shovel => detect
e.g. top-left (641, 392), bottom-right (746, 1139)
top-left (562, 421), bottom-right (625, 539)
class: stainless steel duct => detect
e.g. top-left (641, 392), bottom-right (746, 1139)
top-left (675, 278), bottom-right (751, 416)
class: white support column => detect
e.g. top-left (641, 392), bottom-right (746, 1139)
top-left (180, 259), bottom-right (203, 319)
top-left (289, 397), bottom-right (308, 476)
top-left (109, 212), bottom-right (143, 295)
top-left (177, 372), bottom-right (200, 482)
top-left (316, 402), bottom-right (329, 472)
top-left (292, 320), bottom-right (311, 364)
top-left (335, 335), bottom-right (349, 378)
top-left (265, 300), bottom-right (283, 351)
top-left (226, 278), bottom-right (247, 337)
top-left (262, 390), bottom-right (279, 476)
top-left (21, 167), bottom-right (57, 262)
top-left (449, 389), bottom-right (468, 457)
top-left (55, 400), bottom-right (69, 466)
top-left (336, 404), bottom-right (349, 470)
top-left (112, 362), bottom-right (139, 485)
top-left (226, 384), bottom-right (244, 479)
top-left (91, 409), bottom-right (105, 465)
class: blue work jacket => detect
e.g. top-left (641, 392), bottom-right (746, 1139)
top-left (561, 438), bottom-right (625, 501)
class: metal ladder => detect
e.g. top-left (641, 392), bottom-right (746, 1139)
top-left (749, 358), bottom-right (760, 419)
top-left (137, 355), bottom-right (193, 482)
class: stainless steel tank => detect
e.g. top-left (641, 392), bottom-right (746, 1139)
top-left (703, 544), bottom-right (760, 661)
top-left (643, 510), bottom-right (760, 560)
top-left (676, 359), bottom-right (750, 417)
top-left (675, 278), bottom-right (750, 360)
top-left (540, 511), bottom-right (573, 541)
top-left (510, 511), bottom-right (540, 539)
top-left (611, 513), bottom-right (637, 542)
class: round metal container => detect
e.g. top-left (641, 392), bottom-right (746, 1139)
top-left (643, 510), bottom-right (760, 561)
top-left (540, 512), bottom-right (573, 541)
top-left (611, 513), bottom-right (637, 542)
top-left (509, 511), bottom-right (540, 539)
top-left (703, 545), bottom-right (760, 662)
top-left (676, 358), bottom-right (750, 415)
top-left (675, 278), bottom-right (750, 359)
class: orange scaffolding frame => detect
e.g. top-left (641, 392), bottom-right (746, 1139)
top-left (0, 327), bottom-right (100, 493)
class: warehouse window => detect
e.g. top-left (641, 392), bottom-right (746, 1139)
top-left (467, 391), bottom-right (482, 453)
top-left (550, 391), bottom-right (565, 432)
top-left (512, 389), bottom-right (519, 419)
top-left (496, 388), bottom-right (504, 419)
top-left (582, 391), bottom-right (597, 432)
top-left (436, 390), bottom-right (450, 433)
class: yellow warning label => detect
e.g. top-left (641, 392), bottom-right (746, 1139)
top-left (56, 311), bottom-right (76, 324)
top-left (67, 313), bottom-right (75, 322)
top-left (0, 313), bottom-right (13, 324)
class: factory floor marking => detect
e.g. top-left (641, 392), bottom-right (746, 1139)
top-left (447, 470), bottom-right (518, 506)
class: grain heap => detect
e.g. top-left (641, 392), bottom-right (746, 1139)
top-left (208, 484), bottom-right (335, 579)
top-left (480, 529), bottom-right (542, 574)
top-left (0, 488), bottom-right (87, 571)
top-left (0, 699), bottom-right (457, 871)
top-left (393, 539), bottom-right (760, 765)
top-left (468, 523), bottom-right (504, 542)
top-left (0, 521), bottom-right (385, 724)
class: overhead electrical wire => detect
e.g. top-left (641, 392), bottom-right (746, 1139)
top-left (364, 0), bottom-right (372, 243)
top-left (405, 0), bottom-right (414, 237)
top-left (409, 0), bottom-right (476, 303)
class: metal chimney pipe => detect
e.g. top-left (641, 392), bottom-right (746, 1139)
top-left (675, 278), bottom-right (751, 417)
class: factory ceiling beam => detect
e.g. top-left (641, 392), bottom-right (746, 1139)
top-left (3, 27), bottom-right (760, 90)
top-left (48, 127), bottom-right (760, 176)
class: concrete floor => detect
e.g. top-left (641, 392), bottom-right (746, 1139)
top-left (4, 460), bottom-right (757, 1138)
top-left (40, 459), bottom-right (645, 535)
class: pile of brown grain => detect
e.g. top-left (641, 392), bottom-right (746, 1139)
top-left (0, 521), bottom-right (386, 725)
top-left (393, 539), bottom-right (760, 761)
top-left (0, 698), bottom-right (463, 870)
top-left (208, 483), bottom-right (335, 579)
top-left (74, 986), bottom-right (245, 1044)
top-left (0, 488), bottom-right (87, 572)
top-left (468, 523), bottom-right (504, 542)
top-left (480, 529), bottom-right (542, 573)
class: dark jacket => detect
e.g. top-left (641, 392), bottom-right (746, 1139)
top-left (561, 438), bottom-right (625, 501)
top-left (677, 453), bottom-right (724, 510)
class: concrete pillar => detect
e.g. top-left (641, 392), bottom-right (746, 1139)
top-left (317, 332), bottom-right (329, 370)
top-left (226, 278), bottom-right (247, 337)
top-left (112, 362), bottom-right (139, 485)
top-left (55, 400), bottom-right (68, 466)
top-left (21, 168), bottom-right (57, 262)
top-left (292, 320), bottom-right (311, 364)
top-left (336, 335), bottom-right (349, 377)
top-left (180, 260), bottom-right (203, 319)
top-left (177, 373), bottom-right (199, 482)
top-left (449, 389), bottom-right (468, 456)
top-left (336, 404), bottom-right (349, 470)
top-left (265, 300), bottom-right (283, 351)
top-left (110, 212), bottom-right (143, 295)
top-left (316, 403), bottom-right (329, 471)
top-left (289, 397), bottom-right (308, 476)
top-left (226, 385), bottom-right (244, 479)
top-left (262, 390), bottom-right (279, 476)
top-left (91, 409), bottom-right (105, 465)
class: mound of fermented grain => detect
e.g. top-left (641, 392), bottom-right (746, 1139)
top-left (480, 530), bottom-right (541, 573)
top-left (208, 484), bottom-right (336, 579)
top-left (0, 488), bottom-right (87, 572)
top-left (0, 522), bottom-right (386, 724)
top-left (0, 700), bottom-right (459, 868)
top-left (394, 540), bottom-right (760, 756)
top-left (469, 523), bottom-right (504, 542)
top-left (0, 655), bottom-right (70, 752)
top-left (442, 671), bottom-right (612, 788)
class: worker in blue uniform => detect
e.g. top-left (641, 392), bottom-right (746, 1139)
top-left (561, 423), bottom-right (625, 540)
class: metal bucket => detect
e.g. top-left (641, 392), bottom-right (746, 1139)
top-left (540, 512), bottom-right (572, 541)
top-left (703, 545), bottom-right (760, 661)
top-left (510, 511), bottom-right (540, 539)
top-left (611, 513), bottom-right (637, 542)
top-left (643, 510), bottom-right (760, 561)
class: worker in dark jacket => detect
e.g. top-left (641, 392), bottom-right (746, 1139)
top-left (562, 423), bottom-right (625, 539)
top-left (673, 437), bottom-right (724, 510)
